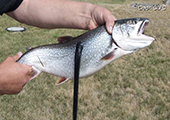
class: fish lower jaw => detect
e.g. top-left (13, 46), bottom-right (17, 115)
top-left (137, 34), bottom-right (155, 42)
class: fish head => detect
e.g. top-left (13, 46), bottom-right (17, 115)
top-left (112, 18), bottom-right (155, 51)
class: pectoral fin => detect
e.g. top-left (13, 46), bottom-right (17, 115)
top-left (100, 49), bottom-right (117, 60)
top-left (56, 77), bottom-right (69, 85)
top-left (28, 66), bottom-right (41, 80)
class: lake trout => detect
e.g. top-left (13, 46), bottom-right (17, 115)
top-left (17, 18), bottom-right (155, 85)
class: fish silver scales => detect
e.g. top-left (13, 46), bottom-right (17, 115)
top-left (78, 27), bottom-right (113, 77)
top-left (18, 25), bottom-right (114, 83)
top-left (17, 18), bottom-right (155, 85)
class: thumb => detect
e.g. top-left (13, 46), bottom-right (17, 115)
top-left (105, 16), bottom-right (116, 34)
top-left (12, 52), bottom-right (23, 61)
top-left (103, 10), bottom-right (116, 34)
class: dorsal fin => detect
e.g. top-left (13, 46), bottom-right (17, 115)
top-left (26, 47), bottom-right (32, 50)
top-left (57, 36), bottom-right (73, 44)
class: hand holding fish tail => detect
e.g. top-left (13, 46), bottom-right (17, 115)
top-left (0, 52), bottom-right (32, 95)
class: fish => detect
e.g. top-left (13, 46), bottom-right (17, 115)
top-left (17, 18), bottom-right (155, 85)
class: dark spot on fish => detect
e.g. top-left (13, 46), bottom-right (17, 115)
top-left (37, 55), bottom-right (44, 67)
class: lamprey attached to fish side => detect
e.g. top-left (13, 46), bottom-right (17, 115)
top-left (17, 18), bottom-right (155, 85)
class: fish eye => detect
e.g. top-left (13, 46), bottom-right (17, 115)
top-left (128, 20), bottom-right (137, 25)
top-left (132, 20), bottom-right (137, 24)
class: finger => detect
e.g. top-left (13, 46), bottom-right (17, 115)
top-left (20, 64), bottom-right (33, 81)
top-left (105, 15), bottom-right (117, 34)
top-left (88, 18), bottom-right (98, 30)
top-left (17, 52), bottom-right (23, 57)
top-left (102, 8), bottom-right (117, 34)
top-left (12, 52), bottom-right (23, 61)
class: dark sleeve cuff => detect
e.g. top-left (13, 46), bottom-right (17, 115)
top-left (0, 0), bottom-right (23, 15)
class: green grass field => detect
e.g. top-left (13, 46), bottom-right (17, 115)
top-left (0, 0), bottom-right (170, 120)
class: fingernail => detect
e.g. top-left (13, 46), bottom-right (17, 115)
top-left (17, 52), bottom-right (23, 57)
top-left (109, 26), bottom-right (113, 34)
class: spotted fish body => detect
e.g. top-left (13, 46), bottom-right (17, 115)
top-left (17, 18), bottom-right (155, 85)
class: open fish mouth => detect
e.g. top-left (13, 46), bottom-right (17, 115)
top-left (137, 19), bottom-right (155, 41)
top-left (138, 19), bottom-right (149, 35)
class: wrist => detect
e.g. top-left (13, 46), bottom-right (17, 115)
top-left (76, 2), bottom-right (95, 30)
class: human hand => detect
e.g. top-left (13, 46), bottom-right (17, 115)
top-left (0, 52), bottom-right (32, 95)
top-left (7, 0), bottom-right (116, 34)
top-left (88, 5), bottom-right (116, 34)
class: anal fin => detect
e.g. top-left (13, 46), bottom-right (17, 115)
top-left (56, 77), bottom-right (69, 85)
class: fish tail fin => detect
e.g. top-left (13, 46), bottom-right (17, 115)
top-left (29, 66), bottom-right (41, 80)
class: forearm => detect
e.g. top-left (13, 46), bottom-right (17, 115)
top-left (7, 0), bottom-right (94, 30)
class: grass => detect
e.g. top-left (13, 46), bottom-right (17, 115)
top-left (0, 0), bottom-right (170, 120)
